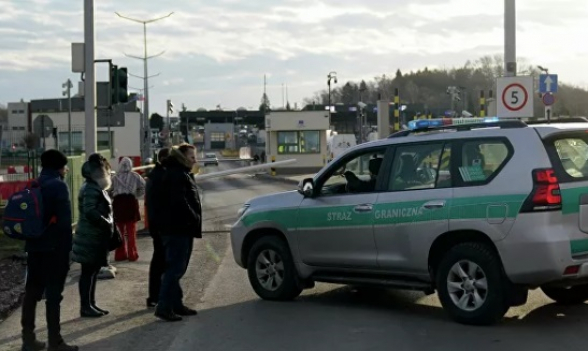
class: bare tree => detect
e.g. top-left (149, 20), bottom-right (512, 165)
top-left (22, 133), bottom-right (39, 150)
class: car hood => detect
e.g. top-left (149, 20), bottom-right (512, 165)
top-left (246, 190), bottom-right (302, 210)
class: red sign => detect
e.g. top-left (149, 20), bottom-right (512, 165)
top-left (501, 83), bottom-right (529, 112)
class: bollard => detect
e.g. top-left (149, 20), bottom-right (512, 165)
top-left (271, 155), bottom-right (276, 176)
top-left (393, 88), bottom-right (400, 132)
top-left (479, 90), bottom-right (486, 117)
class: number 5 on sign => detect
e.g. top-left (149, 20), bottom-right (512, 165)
top-left (496, 76), bottom-right (535, 118)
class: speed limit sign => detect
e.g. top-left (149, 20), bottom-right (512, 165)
top-left (497, 76), bottom-right (534, 118)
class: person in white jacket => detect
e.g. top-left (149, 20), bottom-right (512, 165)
top-left (112, 157), bottom-right (146, 261)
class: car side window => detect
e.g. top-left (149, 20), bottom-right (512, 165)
top-left (319, 147), bottom-right (388, 195)
top-left (388, 143), bottom-right (452, 191)
top-left (458, 140), bottom-right (509, 184)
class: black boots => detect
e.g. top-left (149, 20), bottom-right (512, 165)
top-left (22, 334), bottom-right (45, 351)
top-left (146, 297), bottom-right (157, 308)
top-left (154, 305), bottom-right (197, 322)
top-left (22, 335), bottom-right (78, 351)
top-left (47, 340), bottom-right (79, 351)
top-left (175, 306), bottom-right (197, 316)
top-left (91, 302), bottom-right (109, 315)
top-left (154, 309), bottom-right (183, 322)
top-left (80, 305), bottom-right (105, 318)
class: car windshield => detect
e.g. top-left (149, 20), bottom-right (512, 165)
top-left (205, 153), bottom-right (216, 158)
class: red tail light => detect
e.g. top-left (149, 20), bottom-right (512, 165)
top-left (520, 168), bottom-right (562, 213)
top-left (532, 169), bottom-right (562, 206)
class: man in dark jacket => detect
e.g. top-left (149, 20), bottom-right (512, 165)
top-left (145, 147), bottom-right (169, 307)
top-left (155, 143), bottom-right (202, 322)
top-left (21, 149), bottom-right (78, 351)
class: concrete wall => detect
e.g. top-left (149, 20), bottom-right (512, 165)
top-left (204, 123), bottom-right (235, 150)
top-left (265, 111), bottom-right (329, 174)
top-left (28, 110), bottom-right (141, 161)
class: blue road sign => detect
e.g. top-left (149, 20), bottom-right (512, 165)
top-left (539, 74), bottom-right (558, 93)
top-left (542, 92), bottom-right (555, 106)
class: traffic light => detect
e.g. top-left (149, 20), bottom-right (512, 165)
top-left (117, 67), bottom-right (128, 104)
top-left (167, 100), bottom-right (174, 115)
top-left (109, 65), bottom-right (129, 105)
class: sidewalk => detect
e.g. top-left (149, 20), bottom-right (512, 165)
top-left (0, 214), bottom-right (228, 351)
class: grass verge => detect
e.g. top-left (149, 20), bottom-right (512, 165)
top-left (0, 231), bottom-right (24, 260)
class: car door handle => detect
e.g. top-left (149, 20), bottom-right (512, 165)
top-left (422, 200), bottom-right (446, 209)
top-left (354, 204), bottom-right (373, 213)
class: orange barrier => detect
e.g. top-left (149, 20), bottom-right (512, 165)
top-left (0, 180), bottom-right (28, 200)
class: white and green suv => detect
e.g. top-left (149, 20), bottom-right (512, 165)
top-left (231, 117), bottom-right (588, 325)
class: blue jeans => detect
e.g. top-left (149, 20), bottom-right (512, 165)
top-left (157, 236), bottom-right (194, 312)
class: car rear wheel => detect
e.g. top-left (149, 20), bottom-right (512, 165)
top-left (541, 285), bottom-right (588, 305)
top-left (436, 242), bottom-right (509, 325)
top-left (247, 236), bottom-right (302, 301)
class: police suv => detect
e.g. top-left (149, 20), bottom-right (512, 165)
top-left (231, 117), bottom-right (588, 325)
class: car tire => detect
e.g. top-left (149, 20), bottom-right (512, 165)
top-left (541, 285), bottom-right (588, 305)
top-left (247, 236), bottom-right (303, 301)
top-left (436, 242), bottom-right (509, 326)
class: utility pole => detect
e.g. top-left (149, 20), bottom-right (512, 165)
top-left (327, 72), bottom-right (337, 127)
top-left (115, 11), bottom-right (173, 161)
top-left (62, 79), bottom-right (73, 155)
top-left (84, 0), bottom-right (97, 155)
top-left (504, 0), bottom-right (516, 77)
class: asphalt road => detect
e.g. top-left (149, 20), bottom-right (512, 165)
top-left (2, 157), bottom-right (588, 350)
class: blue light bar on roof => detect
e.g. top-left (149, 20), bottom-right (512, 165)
top-left (407, 117), bottom-right (500, 130)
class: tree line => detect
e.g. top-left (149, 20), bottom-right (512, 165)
top-left (302, 55), bottom-right (588, 117)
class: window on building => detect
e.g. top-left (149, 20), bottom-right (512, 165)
top-left (58, 131), bottom-right (83, 152)
top-left (210, 132), bottom-right (225, 142)
top-left (277, 130), bottom-right (320, 154)
top-left (97, 131), bottom-right (113, 151)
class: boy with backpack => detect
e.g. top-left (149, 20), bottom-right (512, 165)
top-left (4, 150), bottom-right (78, 351)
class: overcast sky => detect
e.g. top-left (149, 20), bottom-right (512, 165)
top-left (0, 0), bottom-right (586, 116)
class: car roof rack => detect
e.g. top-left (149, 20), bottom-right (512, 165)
top-left (525, 117), bottom-right (588, 124)
top-left (387, 120), bottom-right (528, 138)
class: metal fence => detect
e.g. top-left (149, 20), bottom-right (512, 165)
top-left (0, 149), bottom-right (112, 225)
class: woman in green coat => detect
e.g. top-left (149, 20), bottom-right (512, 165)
top-left (72, 153), bottom-right (114, 318)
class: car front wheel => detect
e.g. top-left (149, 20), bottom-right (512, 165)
top-left (247, 236), bottom-right (302, 301)
top-left (436, 242), bottom-right (509, 326)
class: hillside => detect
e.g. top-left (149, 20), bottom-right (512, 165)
top-left (303, 55), bottom-right (588, 117)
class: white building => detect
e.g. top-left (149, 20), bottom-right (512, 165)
top-left (265, 111), bottom-right (329, 174)
top-left (5, 84), bottom-right (143, 168)
top-left (4, 100), bottom-right (29, 149)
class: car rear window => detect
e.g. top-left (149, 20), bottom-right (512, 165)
top-left (552, 137), bottom-right (588, 178)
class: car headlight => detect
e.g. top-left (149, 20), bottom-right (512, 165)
top-left (237, 204), bottom-right (250, 218)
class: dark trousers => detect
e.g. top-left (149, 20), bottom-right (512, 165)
top-left (148, 232), bottom-right (166, 301)
top-left (157, 235), bottom-right (193, 312)
top-left (21, 251), bottom-right (69, 347)
top-left (79, 263), bottom-right (101, 307)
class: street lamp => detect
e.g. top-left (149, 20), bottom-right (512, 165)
top-left (327, 71), bottom-right (337, 126)
top-left (115, 11), bottom-right (174, 161)
top-left (62, 79), bottom-right (73, 155)
top-left (537, 65), bottom-right (549, 74)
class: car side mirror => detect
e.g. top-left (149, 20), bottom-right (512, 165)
top-left (298, 178), bottom-right (315, 197)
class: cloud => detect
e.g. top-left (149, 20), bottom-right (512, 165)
top-left (0, 0), bottom-right (587, 115)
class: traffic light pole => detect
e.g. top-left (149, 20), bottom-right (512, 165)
top-left (84, 0), bottom-right (97, 156)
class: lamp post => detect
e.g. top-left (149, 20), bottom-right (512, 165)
top-left (62, 79), bottom-right (73, 155)
top-left (115, 11), bottom-right (174, 161)
top-left (327, 71), bottom-right (337, 128)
